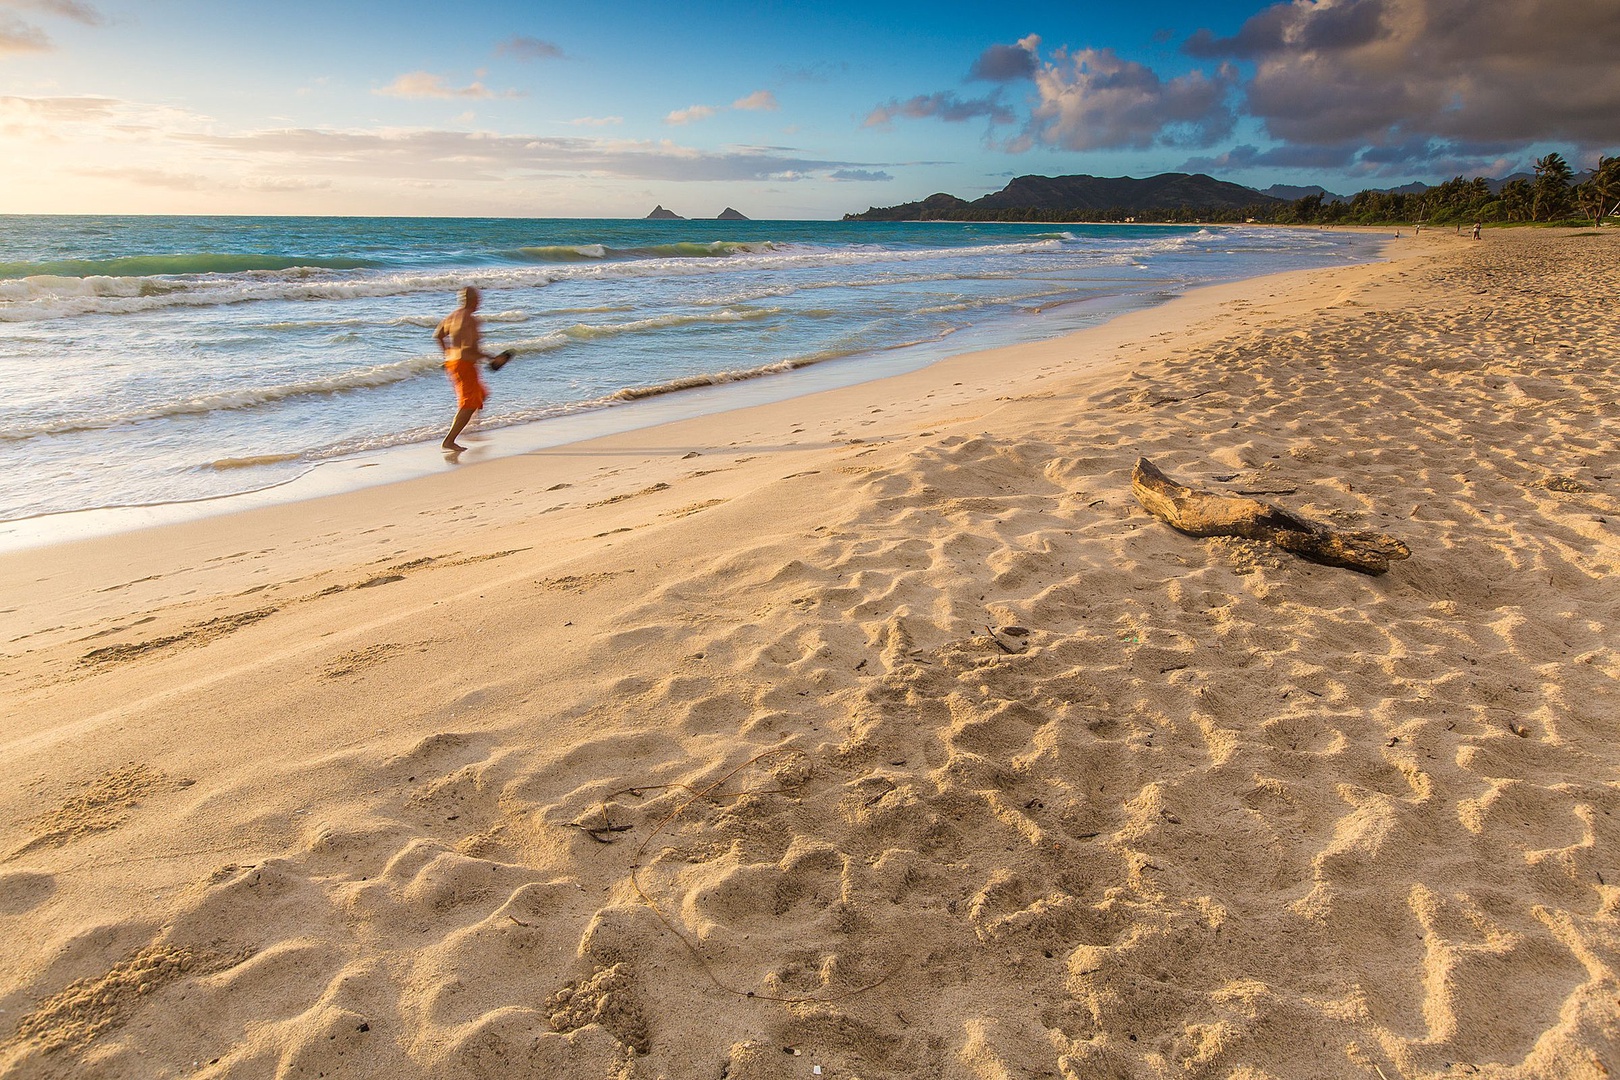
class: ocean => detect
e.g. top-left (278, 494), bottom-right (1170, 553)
top-left (0, 216), bottom-right (1374, 534)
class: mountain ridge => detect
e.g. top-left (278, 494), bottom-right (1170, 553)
top-left (842, 170), bottom-right (1594, 221)
top-left (845, 172), bottom-right (1281, 221)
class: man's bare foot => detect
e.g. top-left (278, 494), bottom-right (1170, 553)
top-left (443, 441), bottom-right (466, 452)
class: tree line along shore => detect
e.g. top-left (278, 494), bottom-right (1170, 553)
top-left (845, 153), bottom-right (1620, 229)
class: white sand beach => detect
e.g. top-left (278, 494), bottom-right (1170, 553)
top-left (2, 227), bottom-right (1617, 1080)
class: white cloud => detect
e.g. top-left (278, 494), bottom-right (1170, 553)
top-left (12, 0), bottom-right (102, 23)
top-left (1, 93), bottom-right (118, 121)
top-left (1027, 47), bottom-right (1235, 150)
top-left (494, 34), bottom-right (563, 61)
top-left (733, 89), bottom-right (779, 111)
top-left (0, 13), bottom-right (49, 51)
top-left (69, 165), bottom-right (334, 194)
top-left (0, 94), bottom-right (210, 140)
top-left (865, 35), bottom-right (1232, 151)
top-left (0, 89), bottom-right (891, 212)
top-left (241, 175), bottom-right (333, 192)
top-left (665, 103), bottom-right (718, 125)
top-left (374, 72), bottom-right (522, 100)
top-left (0, 0), bottom-right (100, 53)
top-left (72, 166), bottom-right (209, 190)
top-left (667, 92), bottom-right (783, 125)
top-left (863, 92), bottom-right (1015, 129)
top-left (173, 126), bottom-right (879, 184)
top-left (968, 35), bottom-right (1041, 82)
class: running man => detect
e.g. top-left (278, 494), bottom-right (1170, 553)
top-left (433, 286), bottom-right (509, 451)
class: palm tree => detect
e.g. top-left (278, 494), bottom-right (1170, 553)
top-left (1499, 179), bottom-right (1533, 222)
top-left (1576, 155), bottom-right (1620, 226)
top-left (1532, 152), bottom-right (1574, 221)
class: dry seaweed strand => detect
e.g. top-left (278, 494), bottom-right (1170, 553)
top-left (587, 746), bottom-right (900, 1003)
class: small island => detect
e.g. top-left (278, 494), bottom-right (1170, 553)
top-left (716, 207), bottom-right (749, 220)
top-left (645, 205), bottom-right (684, 220)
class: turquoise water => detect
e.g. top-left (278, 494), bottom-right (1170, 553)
top-left (0, 216), bottom-right (1372, 522)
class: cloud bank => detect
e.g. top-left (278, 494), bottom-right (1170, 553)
top-left (1187, 0), bottom-right (1620, 149)
top-left (177, 127), bottom-right (876, 184)
top-left (872, 2), bottom-right (1619, 176)
top-left (3, 92), bottom-right (889, 194)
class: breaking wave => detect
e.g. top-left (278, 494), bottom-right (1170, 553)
top-left (3, 307), bottom-right (782, 442)
top-left (0, 237), bottom-right (1069, 323)
top-left (2, 353), bottom-right (447, 441)
top-left (506, 240), bottom-right (778, 262)
top-left (0, 254), bottom-right (380, 279)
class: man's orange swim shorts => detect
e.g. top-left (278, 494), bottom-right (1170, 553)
top-left (446, 358), bottom-right (486, 411)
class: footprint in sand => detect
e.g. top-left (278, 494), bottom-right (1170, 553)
top-left (8, 763), bottom-right (182, 859)
top-left (0, 869), bottom-right (56, 913)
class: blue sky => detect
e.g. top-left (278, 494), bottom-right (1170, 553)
top-left (1, 0), bottom-right (1615, 217)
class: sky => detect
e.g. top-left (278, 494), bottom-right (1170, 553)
top-left (1, 0), bottom-right (1617, 218)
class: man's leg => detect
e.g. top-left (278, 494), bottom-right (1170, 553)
top-left (444, 406), bottom-right (476, 450)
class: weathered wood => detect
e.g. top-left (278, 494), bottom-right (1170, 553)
top-left (1131, 457), bottom-right (1410, 575)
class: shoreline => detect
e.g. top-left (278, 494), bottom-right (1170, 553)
top-left (0, 230), bottom-right (1380, 554)
top-left (0, 284), bottom-right (1164, 553)
top-left (5, 227), bottom-right (1616, 1079)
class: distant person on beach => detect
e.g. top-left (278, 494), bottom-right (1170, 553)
top-left (434, 286), bottom-right (510, 452)
top-left (1472, 222), bottom-right (1482, 240)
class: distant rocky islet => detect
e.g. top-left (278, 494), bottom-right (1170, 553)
top-left (644, 205), bottom-right (749, 220)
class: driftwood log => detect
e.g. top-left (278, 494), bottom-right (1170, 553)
top-left (1131, 457), bottom-right (1410, 575)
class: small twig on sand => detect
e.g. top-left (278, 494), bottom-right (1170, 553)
top-left (565, 813), bottom-right (634, 843)
top-left (864, 779), bottom-right (898, 807)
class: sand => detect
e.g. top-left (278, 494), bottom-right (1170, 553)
top-left (1, 227), bottom-right (1617, 1080)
